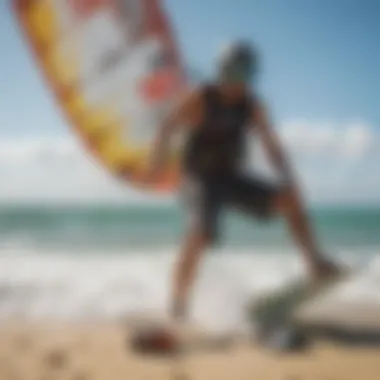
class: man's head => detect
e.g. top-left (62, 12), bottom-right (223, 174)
top-left (215, 40), bottom-right (258, 94)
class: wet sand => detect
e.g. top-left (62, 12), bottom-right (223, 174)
top-left (0, 321), bottom-right (380, 380)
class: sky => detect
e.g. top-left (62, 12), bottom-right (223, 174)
top-left (0, 0), bottom-right (379, 204)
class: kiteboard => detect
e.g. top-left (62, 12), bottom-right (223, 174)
top-left (246, 272), bottom-right (345, 351)
top-left (247, 266), bottom-right (380, 351)
top-left (13, 0), bottom-right (187, 192)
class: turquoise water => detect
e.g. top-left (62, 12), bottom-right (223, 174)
top-left (1, 203), bottom-right (380, 252)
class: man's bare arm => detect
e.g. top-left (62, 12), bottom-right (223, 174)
top-left (252, 100), bottom-right (344, 277)
top-left (147, 88), bottom-right (202, 179)
top-left (252, 101), bottom-right (295, 185)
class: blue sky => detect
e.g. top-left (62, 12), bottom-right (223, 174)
top-left (166, 0), bottom-right (380, 125)
top-left (0, 1), bottom-right (379, 203)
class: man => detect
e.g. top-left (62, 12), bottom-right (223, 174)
top-left (146, 40), bottom-right (340, 325)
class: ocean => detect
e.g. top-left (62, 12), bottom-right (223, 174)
top-left (1, 203), bottom-right (380, 332)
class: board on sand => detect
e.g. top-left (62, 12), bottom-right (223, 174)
top-left (246, 273), bottom-right (346, 350)
top-left (247, 268), bottom-right (380, 351)
top-left (248, 273), bottom-right (345, 331)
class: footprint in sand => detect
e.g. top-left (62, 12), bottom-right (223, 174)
top-left (43, 348), bottom-right (68, 370)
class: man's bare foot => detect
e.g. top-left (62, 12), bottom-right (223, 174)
top-left (309, 255), bottom-right (344, 281)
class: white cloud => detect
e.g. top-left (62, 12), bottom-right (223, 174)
top-left (279, 120), bottom-right (375, 160)
top-left (277, 120), bottom-right (380, 204)
top-left (0, 120), bottom-right (379, 205)
top-left (0, 137), bottom-right (171, 205)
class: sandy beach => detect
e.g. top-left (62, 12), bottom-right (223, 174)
top-left (0, 321), bottom-right (379, 380)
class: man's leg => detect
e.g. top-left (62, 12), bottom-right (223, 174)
top-left (272, 186), bottom-right (339, 278)
top-left (171, 177), bottom-right (222, 320)
top-left (171, 228), bottom-right (210, 320)
top-left (229, 175), bottom-right (340, 279)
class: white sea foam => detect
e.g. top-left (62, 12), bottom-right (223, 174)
top-left (0, 246), bottom-right (379, 333)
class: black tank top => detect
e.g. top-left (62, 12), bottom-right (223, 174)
top-left (182, 84), bottom-right (253, 178)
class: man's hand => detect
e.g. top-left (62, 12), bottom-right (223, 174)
top-left (137, 159), bottom-right (163, 186)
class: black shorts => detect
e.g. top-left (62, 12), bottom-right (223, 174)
top-left (180, 173), bottom-right (281, 244)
